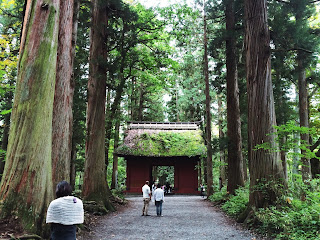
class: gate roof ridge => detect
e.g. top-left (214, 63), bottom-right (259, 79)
top-left (127, 121), bottom-right (202, 130)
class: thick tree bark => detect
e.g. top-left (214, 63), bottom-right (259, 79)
top-left (70, 0), bottom-right (80, 191)
top-left (226, 0), bottom-right (245, 195)
top-left (52, 0), bottom-right (76, 188)
top-left (83, 0), bottom-right (114, 210)
top-left (0, 0), bottom-right (60, 235)
top-left (280, 136), bottom-right (288, 181)
top-left (105, 87), bottom-right (111, 167)
top-left (218, 96), bottom-right (227, 188)
top-left (297, 58), bottom-right (311, 181)
top-left (111, 118), bottom-right (120, 189)
top-left (311, 154), bottom-right (320, 178)
top-left (203, 157), bottom-right (208, 185)
top-left (203, 9), bottom-right (213, 196)
top-left (244, 0), bottom-right (285, 209)
top-left (70, 142), bottom-right (77, 190)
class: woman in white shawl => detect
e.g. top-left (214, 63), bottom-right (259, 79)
top-left (46, 181), bottom-right (84, 240)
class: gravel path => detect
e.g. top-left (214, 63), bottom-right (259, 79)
top-left (79, 195), bottom-right (258, 240)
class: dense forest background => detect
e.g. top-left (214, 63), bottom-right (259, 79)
top-left (0, 0), bottom-right (320, 239)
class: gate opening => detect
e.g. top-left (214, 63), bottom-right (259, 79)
top-left (152, 166), bottom-right (174, 194)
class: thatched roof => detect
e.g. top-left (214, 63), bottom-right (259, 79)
top-left (116, 122), bottom-right (206, 157)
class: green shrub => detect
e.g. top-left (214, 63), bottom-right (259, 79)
top-left (111, 186), bottom-right (126, 200)
top-left (208, 186), bottom-right (228, 203)
top-left (221, 187), bottom-right (249, 218)
top-left (208, 179), bottom-right (320, 239)
top-left (255, 200), bottom-right (320, 240)
top-left (254, 178), bottom-right (320, 240)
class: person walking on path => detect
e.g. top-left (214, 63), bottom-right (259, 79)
top-left (142, 180), bottom-right (151, 216)
top-left (200, 184), bottom-right (205, 198)
top-left (153, 183), bottom-right (165, 216)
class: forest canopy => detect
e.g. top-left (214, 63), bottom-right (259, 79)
top-left (0, 0), bottom-right (320, 239)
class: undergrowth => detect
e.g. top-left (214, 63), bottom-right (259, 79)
top-left (209, 178), bottom-right (320, 240)
top-left (111, 186), bottom-right (127, 201)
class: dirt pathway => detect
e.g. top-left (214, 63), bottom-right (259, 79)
top-left (78, 195), bottom-right (258, 240)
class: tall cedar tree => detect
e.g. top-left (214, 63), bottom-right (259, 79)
top-left (70, 0), bottom-right (90, 190)
top-left (69, 0), bottom-right (81, 189)
top-left (0, 0), bottom-right (60, 235)
top-left (244, 0), bottom-right (285, 209)
top-left (218, 96), bottom-right (227, 187)
top-left (225, 0), bottom-right (245, 194)
top-left (111, 117), bottom-right (120, 189)
top-left (82, 0), bottom-right (114, 211)
top-left (294, 0), bottom-right (312, 181)
top-left (203, 3), bottom-right (214, 196)
top-left (52, 0), bottom-right (76, 189)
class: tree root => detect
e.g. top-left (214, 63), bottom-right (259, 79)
top-left (8, 233), bottom-right (42, 239)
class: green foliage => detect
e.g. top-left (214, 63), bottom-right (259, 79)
top-left (117, 130), bottom-right (206, 157)
top-left (209, 186), bottom-right (249, 218)
top-left (220, 187), bottom-right (249, 218)
top-left (154, 166), bottom-right (174, 185)
top-left (208, 186), bottom-right (228, 202)
top-left (107, 153), bottom-right (127, 189)
top-left (212, 178), bottom-right (320, 240)
top-left (111, 187), bottom-right (127, 201)
top-left (254, 179), bottom-right (320, 240)
top-left (158, 3), bottom-right (206, 123)
top-left (255, 121), bottom-right (320, 161)
top-left (0, 0), bottom-right (22, 126)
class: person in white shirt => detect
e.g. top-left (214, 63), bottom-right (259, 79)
top-left (153, 184), bottom-right (165, 216)
top-left (142, 180), bottom-right (151, 216)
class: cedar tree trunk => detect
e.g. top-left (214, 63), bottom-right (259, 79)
top-left (111, 118), bottom-right (120, 189)
top-left (70, 0), bottom-right (80, 191)
top-left (0, 0), bottom-right (60, 235)
top-left (226, 0), bottom-right (245, 195)
top-left (203, 8), bottom-right (213, 196)
top-left (52, 0), bottom-right (76, 188)
top-left (297, 57), bottom-right (311, 181)
top-left (280, 136), bottom-right (288, 181)
top-left (70, 141), bottom-right (77, 190)
top-left (82, 0), bottom-right (114, 210)
top-left (244, 0), bottom-right (285, 208)
top-left (218, 96), bottom-right (227, 188)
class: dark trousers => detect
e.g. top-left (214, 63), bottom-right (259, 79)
top-left (155, 200), bottom-right (163, 216)
top-left (50, 223), bottom-right (76, 240)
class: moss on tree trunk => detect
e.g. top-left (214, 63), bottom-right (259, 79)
top-left (0, 0), bottom-right (60, 236)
